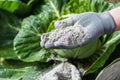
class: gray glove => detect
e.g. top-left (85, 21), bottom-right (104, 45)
top-left (41, 12), bottom-right (116, 49)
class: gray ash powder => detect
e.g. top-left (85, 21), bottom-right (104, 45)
top-left (41, 25), bottom-right (91, 48)
top-left (36, 62), bottom-right (82, 80)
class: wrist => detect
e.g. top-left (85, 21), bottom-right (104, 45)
top-left (98, 12), bottom-right (116, 34)
top-left (109, 7), bottom-right (120, 31)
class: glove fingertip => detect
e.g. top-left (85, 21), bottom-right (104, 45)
top-left (54, 41), bottom-right (74, 49)
top-left (45, 41), bottom-right (54, 48)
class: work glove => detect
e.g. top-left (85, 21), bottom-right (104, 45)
top-left (41, 12), bottom-right (116, 49)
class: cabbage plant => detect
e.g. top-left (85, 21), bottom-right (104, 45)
top-left (0, 0), bottom-right (120, 80)
top-left (54, 39), bottom-right (99, 59)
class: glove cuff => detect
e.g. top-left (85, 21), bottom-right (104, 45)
top-left (98, 12), bottom-right (116, 34)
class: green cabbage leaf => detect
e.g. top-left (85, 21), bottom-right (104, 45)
top-left (13, 0), bottom-right (69, 62)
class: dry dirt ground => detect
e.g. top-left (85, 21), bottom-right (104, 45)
top-left (105, 0), bottom-right (120, 3)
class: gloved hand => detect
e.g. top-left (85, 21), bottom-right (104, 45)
top-left (41, 12), bottom-right (116, 49)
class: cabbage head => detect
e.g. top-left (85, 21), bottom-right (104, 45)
top-left (54, 39), bottom-right (99, 59)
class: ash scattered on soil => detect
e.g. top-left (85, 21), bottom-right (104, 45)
top-left (36, 62), bottom-right (82, 80)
